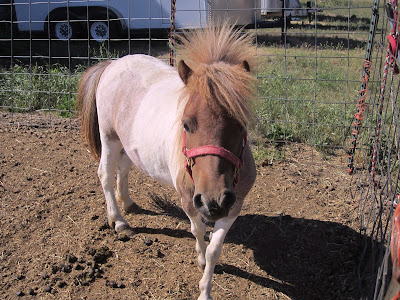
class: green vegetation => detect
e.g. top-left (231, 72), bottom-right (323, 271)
top-left (249, 0), bottom-right (373, 161)
top-left (0, 44), bottom-right (119, 117)
top-left (255, 45), bottom-right (364, 150)
top-left (0, 64), bottom-right (82, 117)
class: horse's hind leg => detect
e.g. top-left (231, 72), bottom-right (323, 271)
top-left (116, 149), bottom-right (140, 213)
top-left (98, 139), bottom-right (129, 232)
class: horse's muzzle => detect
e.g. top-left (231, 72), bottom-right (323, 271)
top-left (193, 190), bottom-right (236, 221)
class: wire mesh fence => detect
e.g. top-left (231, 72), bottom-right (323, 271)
top-left (1, 0), bottom-right (396, 298)
top-left (351, 0), bottom-right (400, 298)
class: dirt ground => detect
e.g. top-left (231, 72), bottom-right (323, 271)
top-left (0, 113), bottom-right (362, 300)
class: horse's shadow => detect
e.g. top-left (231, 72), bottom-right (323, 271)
top-left (225, 214), bottom-right (361, 299)
top-left (136, 194), bottom-right (362, 300)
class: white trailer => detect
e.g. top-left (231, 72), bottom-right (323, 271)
top-left (10, 0), bottom-right (313, 41)
top-left (261, 0), bottom-right (311, 18)
top-left (12, 0), bottom-right (262, 41)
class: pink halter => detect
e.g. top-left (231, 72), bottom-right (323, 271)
top-left (182, 130), bottom-right (247, 188)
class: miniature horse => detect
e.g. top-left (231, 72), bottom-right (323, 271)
top-left (76, 23), bottom-right (256, 300)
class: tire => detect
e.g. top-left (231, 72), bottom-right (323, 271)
top-left (90, 21), bottom-right (109, 42)
top-left (53, 21), bottom-right (73, 40)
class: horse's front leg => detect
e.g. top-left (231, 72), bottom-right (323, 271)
top-left (198, 217), bottom-right (237, 300)
top-left (187, 213), bottom-right (207, 269)
top-left (179, 182), bottom-right (207, 269)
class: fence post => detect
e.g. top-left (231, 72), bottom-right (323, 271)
top-left (346, 0), bottom-right (380, 174)
top-left (169, 0), bottom-right (176, 67)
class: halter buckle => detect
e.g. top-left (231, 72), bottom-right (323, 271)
top-left (186, 156), bottom-right (194, 168)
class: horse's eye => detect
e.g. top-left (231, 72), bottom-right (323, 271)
top-left (183, 123), bottom-right (190, 132)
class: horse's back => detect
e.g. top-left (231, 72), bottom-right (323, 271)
top-left (96, 54), bottom-right (183, 186)
top-left (97, 54), bottom-right (178, 108)
top-left (116, 54), bottom-right (177, 88)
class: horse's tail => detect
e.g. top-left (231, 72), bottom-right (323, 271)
top-left (76, 60), bottom-right (112, 161)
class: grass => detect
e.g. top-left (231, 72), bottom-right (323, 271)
top-left (0, 44), bottom-right (119, 117)
top-left (247, 0), bottom-right (374, 160)
top-left (253, 43), bottom-right (367, 160)
top-left (0, 64), bottom-right (82, 116)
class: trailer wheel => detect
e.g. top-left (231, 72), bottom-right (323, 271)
top-left (53, 21), bottom-right (73, 40)
top-left (90, 21), bottom-right (109, 42)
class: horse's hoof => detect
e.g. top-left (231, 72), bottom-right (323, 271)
top-left (124, 202), bottom-right (141, 214)
top-left (115, 222), bottom-right (129, 232)
top-left (116, 226), bottom-right (136, 240)
top-left (197, 295), bottom-right (213, 300)
top-left (116, 224), bottom-right (136, 237)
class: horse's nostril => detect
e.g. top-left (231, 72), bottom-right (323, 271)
top-left (221, 190), bottom-right (236, 211)
top-left (193, 194), bottom-right (204, 209)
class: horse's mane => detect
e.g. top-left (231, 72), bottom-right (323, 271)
top-left (178, 22), bottom-right (256, 128)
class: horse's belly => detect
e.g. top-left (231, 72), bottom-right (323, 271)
top-left (126, 144), bottom-right (174, 186)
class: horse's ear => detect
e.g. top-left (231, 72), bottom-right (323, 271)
top-left (178, 60), bottom-right (193, 85)
top-left (241, 60), bottom-right (250, 72)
